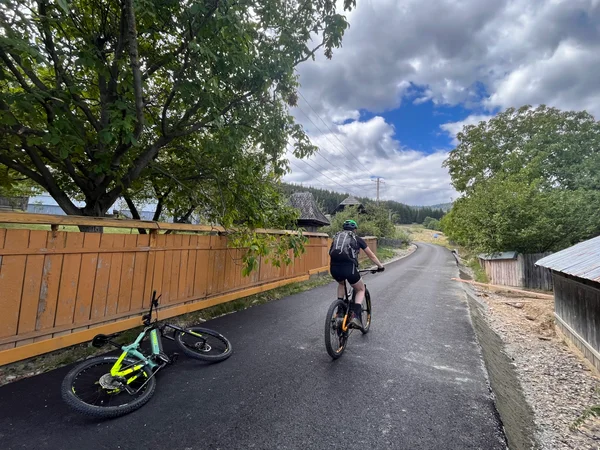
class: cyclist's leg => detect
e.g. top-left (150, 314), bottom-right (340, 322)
top-left (330, 265), bottom-right (351, 299)
top-left (350, 279), bottom-right (366, 305)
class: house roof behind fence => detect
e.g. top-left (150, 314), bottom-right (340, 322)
top-left (339, 195), bottom-right (362, 206)
top-left (288, 192), bottom-right (330, 226)
top-left (536, 235), bottom-right (600, 282)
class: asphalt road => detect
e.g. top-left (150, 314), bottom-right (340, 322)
top-left (0, 243), bottom-right (506, 450)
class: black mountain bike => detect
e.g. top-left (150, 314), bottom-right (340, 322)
top-left (61, 291), bottom-right (232, 418)
top-left (324, 268), bottom-right (381, 359)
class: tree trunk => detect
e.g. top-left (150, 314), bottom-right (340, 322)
top-left (77, 202), bottom-right (107, 233)
top-left (124, 195), bottom-right (148, 234)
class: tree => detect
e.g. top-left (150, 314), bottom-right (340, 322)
top-left (442, 105), bottom-right (600, 253)
top-left (0, 0), bottom-right (356, 227)
top-left (444, 105), bottom-right (600, 194)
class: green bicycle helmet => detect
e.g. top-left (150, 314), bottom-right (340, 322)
top-left (342, 219), bottom-right (358, 231)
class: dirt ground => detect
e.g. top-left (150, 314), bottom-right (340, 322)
top-left (471, 285), bottom-right (600, 449)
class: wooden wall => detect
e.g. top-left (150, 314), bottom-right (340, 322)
top-left (480, 252), bottom-right (553, 291)
top-left (553, 272), bottom-right (600, 372)
top-left (0, 217), bottom-right (337, 366)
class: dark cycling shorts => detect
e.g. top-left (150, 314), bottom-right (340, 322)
top-left (330, 264), bottom-right (361, 285)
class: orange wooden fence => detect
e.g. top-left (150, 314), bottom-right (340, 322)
top-left (0, 213), bottom-right (337, 366)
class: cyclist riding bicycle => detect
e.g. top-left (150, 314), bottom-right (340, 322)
top-left (329, 219), bottom-right (384, 329)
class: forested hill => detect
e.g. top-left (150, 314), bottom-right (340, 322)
top-left (279, 183), bottom-right (445, 224)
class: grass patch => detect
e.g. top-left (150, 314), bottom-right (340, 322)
top-left (467, 256), bottom-right (489, 283)
top-left (570, 405), bottom-right (600, 431)
top-left (396, 224), bottom-right (451, 248)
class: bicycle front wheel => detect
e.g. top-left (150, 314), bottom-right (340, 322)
top-left (324, 299), bottom-right (348, 359)
top-left (61, 356), bottom-right (156, 418)
top-left (175, 327), bottom-right (232, 362)
top-left (361, 289), bottom-right (372, 334)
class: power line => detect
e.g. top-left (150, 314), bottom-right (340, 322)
top-left (286, 146), bottom-right (362, 195)
top-left (287, 158), bottom-right (362, 198)
top-left (297, 91), bottom-right (376, 177)
top-left (294, 104), bottom-right (363, 177)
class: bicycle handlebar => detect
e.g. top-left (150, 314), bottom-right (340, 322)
top-left (359, 267), bottom-right (385, 274)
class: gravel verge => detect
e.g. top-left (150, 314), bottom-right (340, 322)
top-left (470, 285), bottom-right (600, 449)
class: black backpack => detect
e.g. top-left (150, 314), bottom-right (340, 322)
top-left (329, 230), bottom-right (358, 263)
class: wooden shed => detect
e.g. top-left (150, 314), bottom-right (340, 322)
top-left (536, 235), bottom-right (600, 371)
top-left (479, 251), bottom-right (553, 291)
top-left (334, 195), bottom-right (365, 214)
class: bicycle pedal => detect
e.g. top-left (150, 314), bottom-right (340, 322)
top-left (168, 352), bottom-right (179, 364)
top-left (156, 353), bottom-right (171, 364)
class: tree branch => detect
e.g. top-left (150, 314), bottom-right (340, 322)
top-left (123, 0), bottom-right (144, 139)
top-left (172, 92), bottom-right (254, 138)
top-left (293, 39), bottom-right (326, 66)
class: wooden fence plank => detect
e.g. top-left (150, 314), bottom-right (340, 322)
top-left (142, 231), bottom-right (157, 309)
top-left (0, 230), bottom-right (26, 350)
top-left (117, 235), bottom-right (138, 313)
top-left (16, 231), bottom-right (49, 347)
top-left (169, 234), bottom-right (183, 305)
top-left (73, 233), bottom-right (101, 326)
top-left (0, 230), bottom-right (30, 342)
top-left (34, 232), bottom-right (65, 342)
top-left (161, 235), bottom-right (174, 303)
top-left (185, 235), bottom-right (198, 299)
top-left (130, 234), bottom-right (149, 311)
top-left (152, 234), bottom-right (166, 302)
top-left (53, 233), bottom-right (84, 334)
top-left (90, 234), bottom-right (115, 320)
top-left (178, 235), bottom-right (190, 301)
top-left (105, 234), bottom-right (125, 317)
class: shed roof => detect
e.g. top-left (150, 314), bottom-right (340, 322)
top-left (536, 235), bottom-right (600, 282)
top-left (288, 192), bottom-right (330, 226)
top-left (479, 251), bottom-right (518, 261)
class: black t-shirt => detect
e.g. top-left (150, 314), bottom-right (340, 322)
top-left (330, 234), bottom-right (368, 267)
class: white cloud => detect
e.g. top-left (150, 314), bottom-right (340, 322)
top-left (284, 116), bottom-right (456, 205)
top-left (286, 0), bottom-right (600, 204)
top-left (440, 114), bottom-right (494, 145)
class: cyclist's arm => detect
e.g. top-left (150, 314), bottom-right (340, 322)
top-left (364, 247), bottom-right (384, 269)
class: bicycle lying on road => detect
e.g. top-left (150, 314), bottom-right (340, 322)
top-left (324, 268), bottom-right (382, 359)
top-left (61, 291), bottom-right (232, 418)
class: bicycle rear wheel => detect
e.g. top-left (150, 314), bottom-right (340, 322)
top-left (61, 356), bottom-right (156, 418)
top-left (324, 299), bottom-right (348, 359)
top-left (175, 327), bottom-right (232, 362)
top-left (361, 289), bottom-right (372, 334)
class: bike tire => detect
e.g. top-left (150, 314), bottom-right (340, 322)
top-left (361, 289), bottom-right (372, 334)
top-left (61, 356), bottom-right (156, 419)
top-left (324, 299), bottom-right (348, 359)
top-left (175, 327), bottom-right (232, 362)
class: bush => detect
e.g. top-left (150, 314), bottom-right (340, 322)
top-left (322, 205), bottom-right (395, 238)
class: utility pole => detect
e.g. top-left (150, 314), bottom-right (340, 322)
top-left (372, 177), bottom-right (384, 205)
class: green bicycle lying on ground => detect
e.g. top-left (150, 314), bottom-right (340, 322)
top-left (324, 269), bottom-right (380, 359)
top-left (61, 291), bottom-right (232, 418)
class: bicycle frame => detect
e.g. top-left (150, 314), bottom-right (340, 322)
top-left (339, 269), bottom-right (373, 332)
top-left (109, 323), bottom-right (208, 381)
top-left (104, 290), bottom-right (207, 386)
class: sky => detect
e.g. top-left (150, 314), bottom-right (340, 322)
top-left (283, 0), bottom-right (600, 206)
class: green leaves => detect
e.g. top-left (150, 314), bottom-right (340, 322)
top-left (443, 105), bottom-right (600, 253)
top-left (57, 0), bottom-right (70, 14)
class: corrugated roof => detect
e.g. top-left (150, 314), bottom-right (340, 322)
top-left (536, 235), bottom-right (600, 282)
top-left (479, 251), bottom-right (518, 261)
top-left (288, 192), bottom-right (330, 226)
